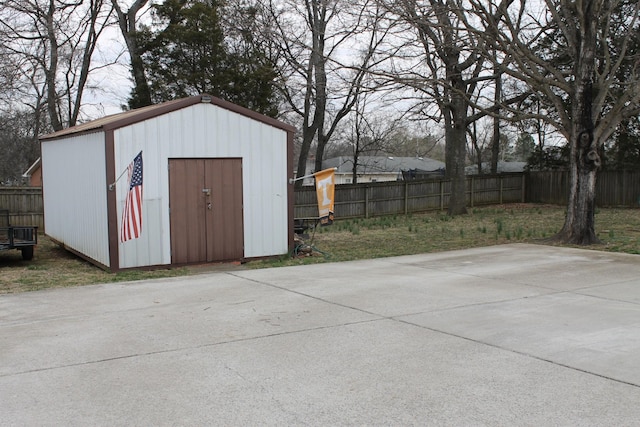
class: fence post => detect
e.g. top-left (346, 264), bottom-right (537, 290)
top-left (521, 174), bottom-right (526, 203)
top-left (499, 176), bottom-right (503, 204)
top-left (404, 181), bottom-right (409, 215)
top-left (470, 176), bottom-right (475, 208)
top-left (440, 180), bottom-right (444, 211)
top-left (622, 170), bottom-right (626, 206)
top-left (365, 185), bottom-right (369, 219)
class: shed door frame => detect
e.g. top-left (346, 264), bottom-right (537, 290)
top-left (168, 158), bottom-right (244, 264)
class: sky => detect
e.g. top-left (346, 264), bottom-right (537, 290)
top-left (80, 27), bottom-right (135, 118)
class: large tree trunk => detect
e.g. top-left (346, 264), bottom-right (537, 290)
top-left (554, 3), bottom-right (601, 244)
top-left (293, 57), bottom-right (324, 188)
top-left (445, 70), bottom-right (468, 216)
top-left (556, 115), bottom-right (601, 244)
top-left (446, 122), bottom-right (468, 216)
top-left (557, 149), bottom-right (599, 244)
top-left (128, 53), bottom-right (152, 109)
top-left (311, 2), bottom-right (328, 174)
top-left (490, 64), bottom-right (501, 174)
top-left (70, 0), bottom-right (103, 127)
top-left (294, 0), bottom-right (327, 188)
top-left (45, 0), bottom-right (63, 131)
top-left (294, 127), bottom-right (315, 188)
top-left (315, 134), bottom-right (327, 173)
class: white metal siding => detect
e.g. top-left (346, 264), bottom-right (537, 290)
top-left (115, 103), bottom-right (288, 268)
top-left (41, 132), bottom-right (110, 266)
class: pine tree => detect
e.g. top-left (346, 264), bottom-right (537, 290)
top-left (134, 0), bottom-right (278, 116)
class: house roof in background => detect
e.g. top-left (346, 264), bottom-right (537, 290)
top-left (465, 161), bottom-right (527, 174)
top-left (323, 156), bottom-right (445, 174)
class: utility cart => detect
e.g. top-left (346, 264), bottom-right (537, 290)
top-left (0, 209), bottom-right (38, 260)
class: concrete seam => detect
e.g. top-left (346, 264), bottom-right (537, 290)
top-left (230, 272), bottom-right (640, 390)
top-left (0, 318), bottom-right (382, 379)
top-left (393, 317), bottom-right (640, 390)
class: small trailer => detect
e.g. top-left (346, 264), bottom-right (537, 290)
top-left (0, 209), bottom-right (37, 260)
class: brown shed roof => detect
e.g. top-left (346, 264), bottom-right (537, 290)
top-left (40, 94), bottom-right (295, 141)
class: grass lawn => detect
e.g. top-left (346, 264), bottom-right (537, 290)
top-left (0, 238), bottom-right (190, 294)
top-left (250, 203), bottom-right (640, 268)
top-left (1, 203), bottom-right (639, 293)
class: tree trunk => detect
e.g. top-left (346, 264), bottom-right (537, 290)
top-left (554, 4), bottom-right (600, 244)
top-left (352, 151), bottom-right (359, 184)
top-left (557, 155), bottom-right (599, 244)
top-left (556, 117), bottom-right (601, 244)
top-left (45, 0), bottom-right (63, 131)
top-left (491, 64), bottom-right (501, 174)
top-left (294, 0), bottom-right (328, 188)
top-left (294, 126), bottom-right (315, 189)
top-left (70, 0), bottom-right (102, 127)
top-left (445, 70), bottom-right (468, 216)
top-left (311, 4), bottom-right (328, 174)
top-left (315, 133), bottom-right (328, 173)
top-left (111, 0), bottom-right (152, 109)
top-left (129, 53), bottom-right (153, 108)
top-left (446, 121), bottom-right (468, 216)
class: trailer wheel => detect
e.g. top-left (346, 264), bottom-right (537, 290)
top-left (21, 246), bottom-right (34, 261)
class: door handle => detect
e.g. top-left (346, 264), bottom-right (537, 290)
top-left (202, 188), bottom-right (211, 196)
top-left (207, 202), bottom-right (212, 210)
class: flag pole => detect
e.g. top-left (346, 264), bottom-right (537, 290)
top-left (108, 168), bottom-right (129, 191)
top-left (108, 150), bottom-right (143, 191)
top-left (289, 167), bottom-right (337, 184)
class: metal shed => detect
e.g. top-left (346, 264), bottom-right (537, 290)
top-left (40, 94), bottom-right (295, 271)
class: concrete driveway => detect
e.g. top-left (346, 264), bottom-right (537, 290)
top-left (1, 243), bottom-right (640, 426)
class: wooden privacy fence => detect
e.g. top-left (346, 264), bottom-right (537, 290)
top-left (527, 170), bottom-right (640, 207)
top-left (0, 187), bottom-right (44, 228)
top-left (4, 170), bottom-right (636, 231)
top-left (295, 173), bottom-right (526, 219)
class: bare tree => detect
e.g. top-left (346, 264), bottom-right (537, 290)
top-left (377, 0), bottom-right (492, 215)
top-left (111, 0), bottom-right (152, 108)
top-left (0, 0), bottom-right (112, 130)
top-left (262, 0), bottom-right (389, 187)
top-left (472, 0), bottom-right (640, 244)
top-left (377, 0), bottom-right (531, 214)
top-left (345, 93), bottom-right (402, 183)
top-left (466, 114), bottom-right (491, 174)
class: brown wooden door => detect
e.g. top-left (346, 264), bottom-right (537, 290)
top-left (169, 158), bottom-right (243, 264)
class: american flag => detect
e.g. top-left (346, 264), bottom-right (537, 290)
top-left (120, 151), bottom-right (143, 242)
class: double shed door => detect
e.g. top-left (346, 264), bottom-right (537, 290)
top-left (169, 158), bottom-right (244, 264)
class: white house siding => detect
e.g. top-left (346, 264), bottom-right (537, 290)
top-left (115, 103), bottom-right (289, 268)
top-left (41, 132), bottom-right (110, 267)
top-left (335, 173), bottom-right (400, 184)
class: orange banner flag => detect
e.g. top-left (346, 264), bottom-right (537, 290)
top-left (314, 168), bottom-right (335, 226)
